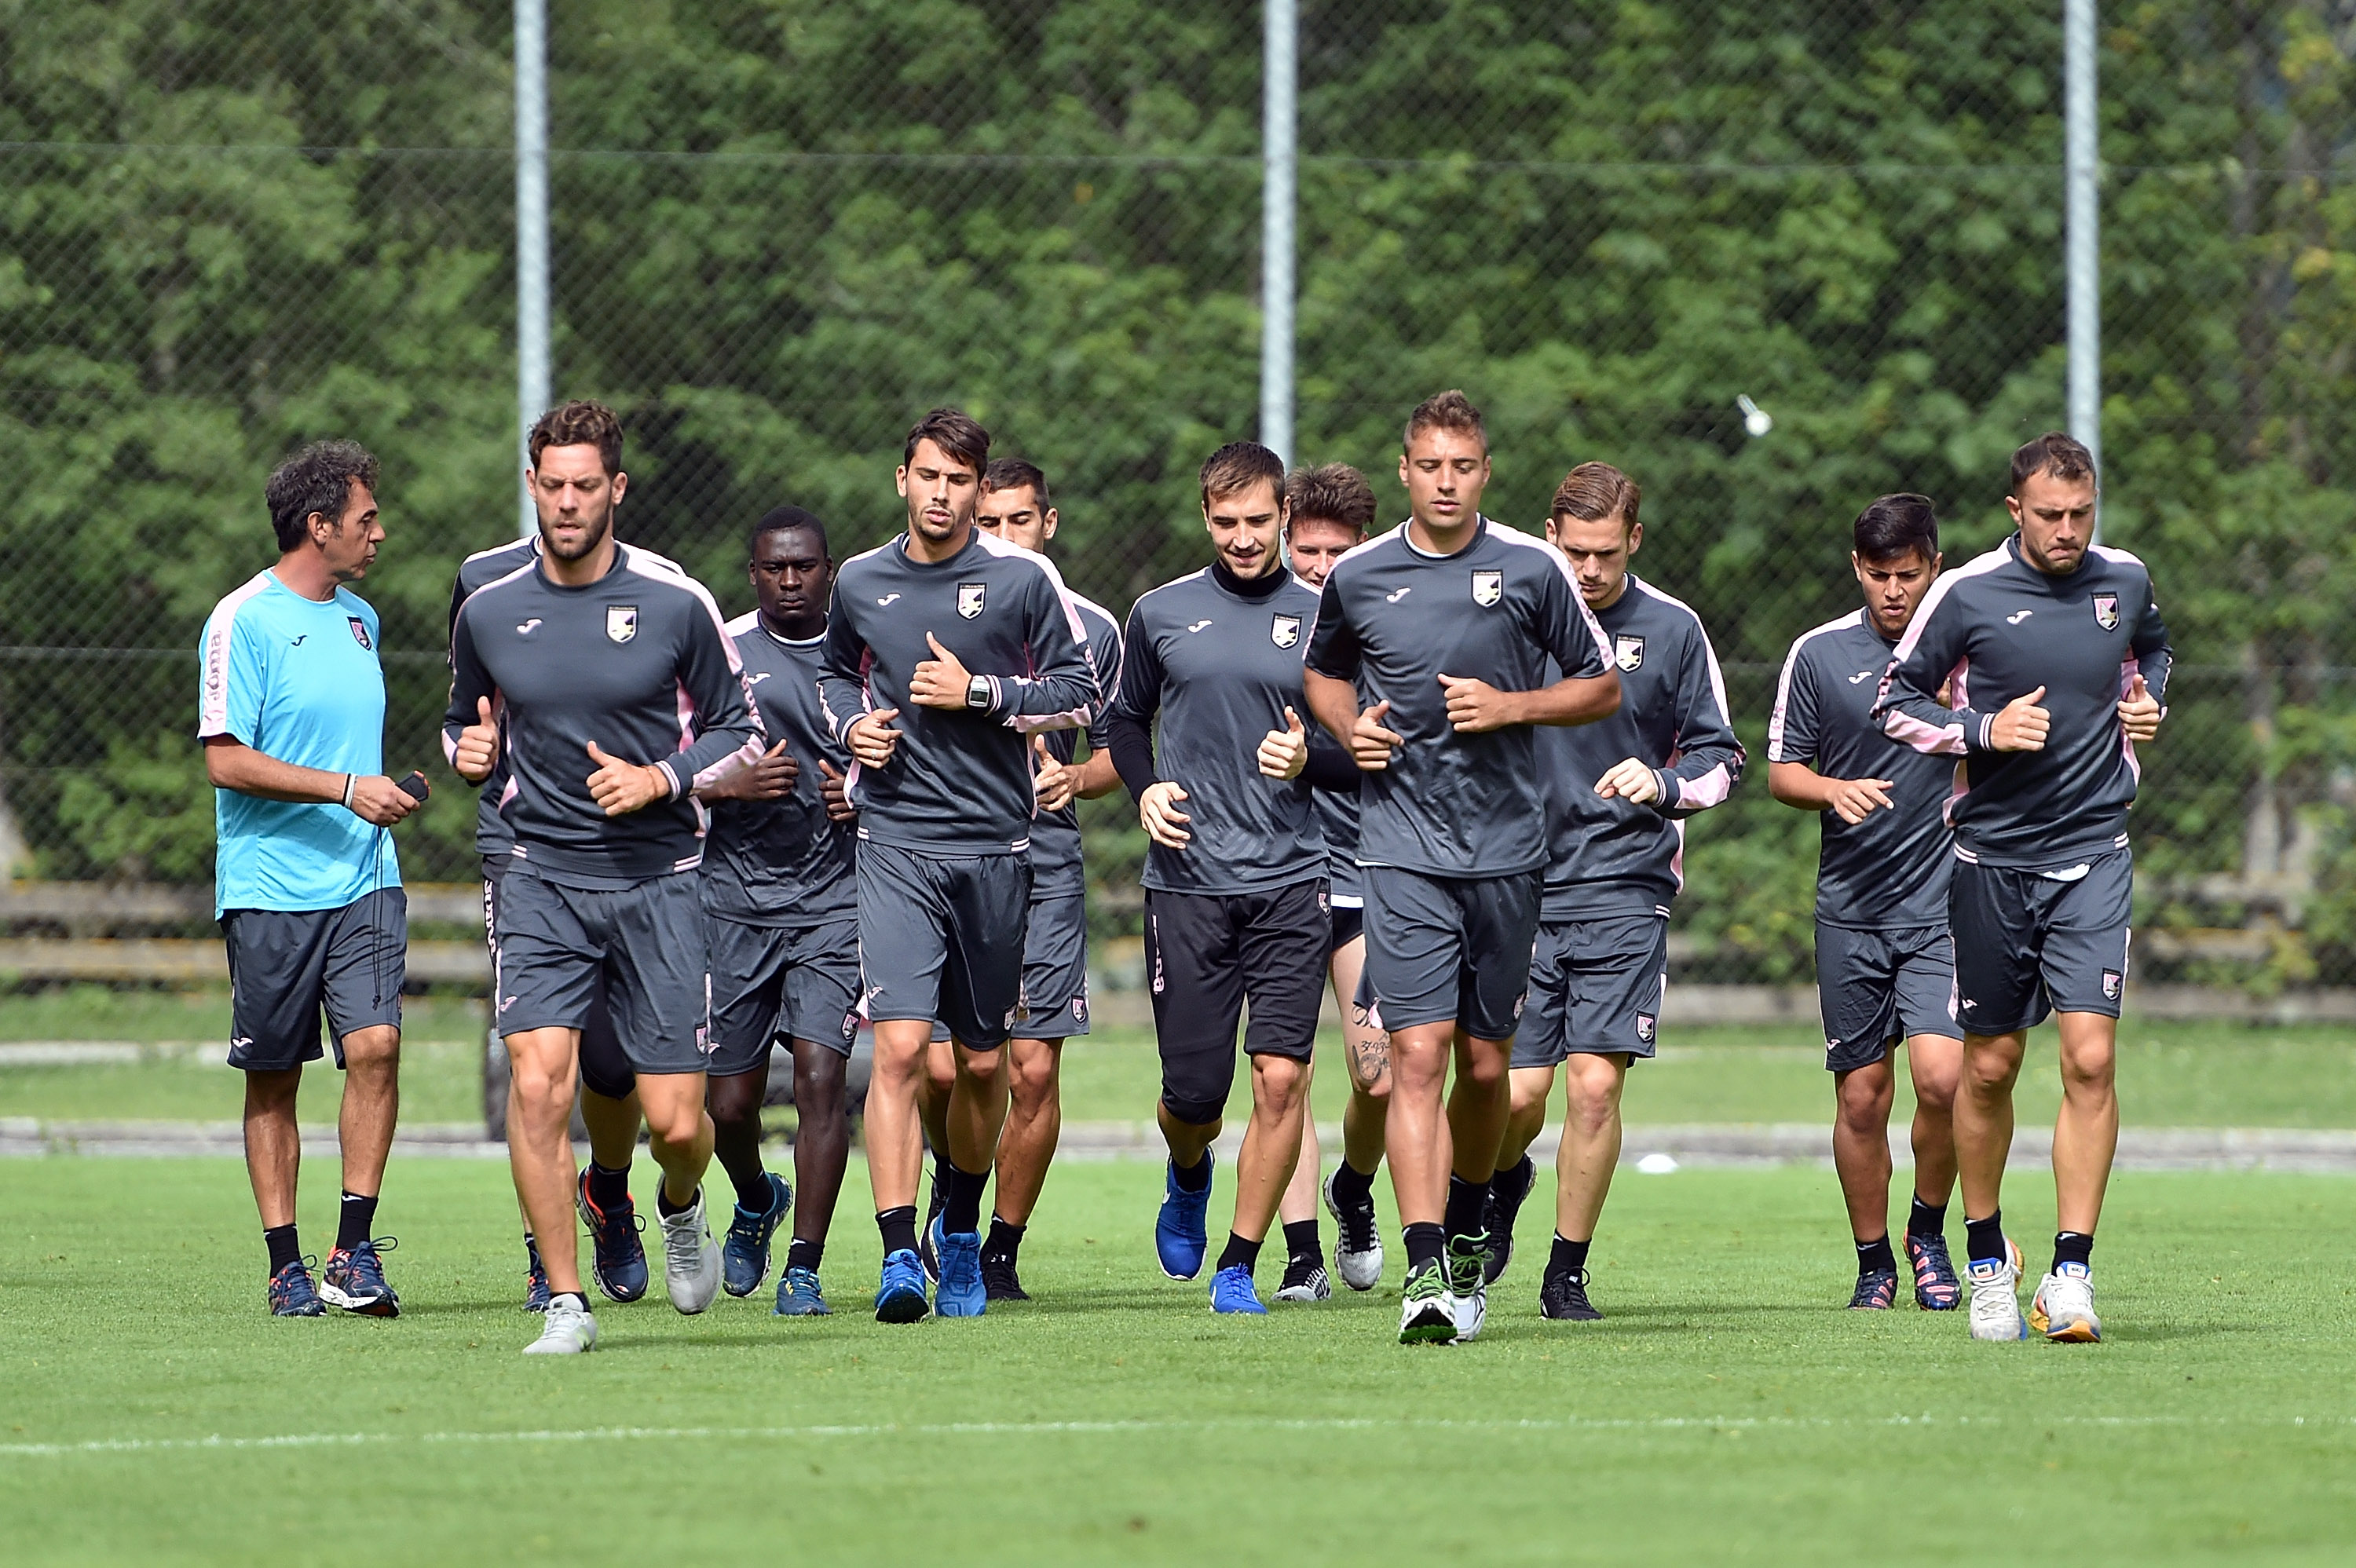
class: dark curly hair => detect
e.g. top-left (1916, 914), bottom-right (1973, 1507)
top-left (265, 440), bottom-right (380, 552)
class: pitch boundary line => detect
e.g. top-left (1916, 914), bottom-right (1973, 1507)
top-left (5, 1412), bottom-right (2351, 1459)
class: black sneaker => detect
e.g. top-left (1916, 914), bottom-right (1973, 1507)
top-left (981, 1250), bottom-right (1030, 1303)
top-left (1483, 1154), bottom-right (1536, 1285)
top-left (1538, 1266), bottom-right (1603, 1321)
top-left (1275, 1252), bottom-right (1331, 1303)
top-left (917, 1168), bottom-right (945, 1285)
top-left (1848, 1269), bottom-right (1900, 1310)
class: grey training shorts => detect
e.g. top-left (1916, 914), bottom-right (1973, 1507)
top-left (1816, 920), bottom-right (1961, 1073)
top-left (221, 890), bottom-right (407, 1073)
top-left (858, 839), bottom-right (1031, 1050)
top-left (1361, 865), bottom-right (1541, 1040)
top-left (1950, 847), bottom-right (2133, 1034)
top-left (706, 914), bottom-right (862, 1075)
top-left (1512, 911), bottom-right (1668, 1069)
top-left (492, 864), bottom-right (713, 1075)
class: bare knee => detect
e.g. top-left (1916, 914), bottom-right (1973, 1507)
top-left (645, 1098), bottom-right (706, 1148)
top-left (244, 1068), bottom-right (302, 1116)
top-left (1008, 1044), bottom-right (1059, 1112)
top-left (707, 1074), bottom-right (762, 1135)
top-left (1251, 1052), bottom-right (1308, 1113)
top-left (1561, 1058), bottom-right (1624, 1136)
top-left (953, 1045), bottom-right (1003, 1093)
top-left (794, 1048), bottom-right (847, 1117)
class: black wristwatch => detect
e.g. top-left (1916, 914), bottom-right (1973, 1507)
top-left (964, 674), bottom-right (992, 711)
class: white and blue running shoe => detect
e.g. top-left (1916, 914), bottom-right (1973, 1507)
top-left (1155, 1155), bottom-right (1213, 1281)
top-left (1966, 1243), bottom-right (2031, 1341)
top-left (875, 1248), bottom-right (931, 1323)
top-left (931, 1215), bottom-right (986, 1318)
top-left (1209, 1265), bottom-right (1267, 1314)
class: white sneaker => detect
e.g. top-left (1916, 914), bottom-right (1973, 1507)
top-left (1966, 1251), bottom-right (2029, 1342)
top-left (522, 1294), bottom-right (598, 1354)
top-left (1323, 1170), bottom-right (1384, 1292)
top-left (2030, 1263), bottom-right (2102, 1343)
top-left (659, 1187), bottom-right (722, 1315)
top-left (1446, 1234), bottom-right (1487, 1343)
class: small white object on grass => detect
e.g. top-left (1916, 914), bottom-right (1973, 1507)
top-left (1736, 394), bottom-right (1772, 438)
top-left (1635, 1151), bottom-right (1680, 1175)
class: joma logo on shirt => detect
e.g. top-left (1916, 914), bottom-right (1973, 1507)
top-left (1186, 619), bottom-right (1213, 634)
top-left (1385, 587), bottom-right (1411, 604)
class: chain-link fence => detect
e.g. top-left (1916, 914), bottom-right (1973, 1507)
top-left (7, 1), bottom-right (2356, 986)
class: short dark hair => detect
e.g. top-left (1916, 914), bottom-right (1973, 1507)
top-left (1550, 462), bottom-right (1641, 532)
top-left (1199, 441), bottom-right (1288, 509)
top-left (984, 458), bottom-right (1050, 506)
top-left (750, 505), bottom-right (829, 561)
top-left (902, 408), bottom-right (990, 476)
top-left (265, 440), bottom-right (380, 553)
top-left (529, 399), bottom-right (624, 476)
top-left (1853, 493), bottom-right (1939, 563)
top-left (1403, 389), bottom-right (1487, 454)
top-left (1286, 463), bottom-right (1376, 536)
top-left (2009, 431), bottom-right (2096, 495)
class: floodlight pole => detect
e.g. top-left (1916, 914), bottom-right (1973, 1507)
top-left (2065, 0), bottom-right (2100, 536)
top-left (1260, 0), bottom-right (1297, 469)
top-left (514, 0), bottom-right (550, 538)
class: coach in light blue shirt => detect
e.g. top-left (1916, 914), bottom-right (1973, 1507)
top-left (197, 439), bottom-right (420, 1321)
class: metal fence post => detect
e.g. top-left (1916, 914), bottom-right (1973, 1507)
top-left (1260, 0), bottom-right (1297, 469)
top-left (514, 0), bottom-right (550, 539)
top-left (2065, 0), bottom-right (2100, 532)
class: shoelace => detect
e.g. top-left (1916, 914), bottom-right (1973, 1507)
top-left (662, 1204), bottom-right (705, 1266)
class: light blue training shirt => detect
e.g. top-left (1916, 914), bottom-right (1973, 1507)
top-left (197, 569), bottom-right (401, 916)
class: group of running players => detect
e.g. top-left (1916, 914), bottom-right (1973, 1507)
top-left (201, 389), bottom-right (2171, 1354)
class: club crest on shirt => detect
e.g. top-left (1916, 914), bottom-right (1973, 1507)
top-left (2092, 592), bottom-right (2120, 630)
top-left (1471, 569), bottom-right (1503, 607)
top-left (957, 583), bottom-right (986, 619)
top-left (1271, 612), bottom-right (1301, 648)
top-left (605, 605), bottom-right (638, 644)
top-left (346, 616), bottom-right (371, 651)
top-left (1615, 634), bottom-right (1645, 673)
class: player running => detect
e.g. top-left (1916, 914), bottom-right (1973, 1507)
top-left (923, 459), bottom-right (1123, 1302)
top-left (200, 440), bottom-right (418, 1318)
top-left (1104, 441), bottom-right (1352, 1315)
top-left (1270, 462), bottom-right (1393, 1300)
top-left (1302, 392), bottom-right (1619, 1344)
top-left (1485, 462), bottom-right (1743, 1321)
top-left (695, 506), bottom-right (862, 1318)
top-left (448, 412), bottom-right (653, 1312)
top-left (1767, 495), bottom-right (1966, 1311)
top-left (1871, 433), bottom-right (2171, 1343)
top-left (818, 409), bottom-right (1099, 1323)
top-left (447, 404), bottom-right (765, 1354)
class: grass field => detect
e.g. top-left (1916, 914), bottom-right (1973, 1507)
top-left (6, 986), bottom-right (2356, 1131)
top-left (2, 1154), bottom-right (2352, 1565)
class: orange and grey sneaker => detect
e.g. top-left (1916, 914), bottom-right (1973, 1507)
top-left (268, 1256), bottom-right (325, 1318)
top-left (2029, 1263), bottom-right (2102, 1343)
top-left (320, 1237), bottom-right (401, 1318)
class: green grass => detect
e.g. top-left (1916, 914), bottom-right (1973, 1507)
top-left (1, 1157), bottom-right (2351, 1564)
top-left (6, 985), bottom-right (2356, 1131)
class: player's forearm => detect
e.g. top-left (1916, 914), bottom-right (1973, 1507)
top-left (1301, 667), bottom-right (1360, 746)
top-left (1520, 671), bottom-right (1621, 727)
top-left (674, 724), bottom-right (766, 798)
top-left (1103, 710), bottom-right (1162, 800)
top-left (1656, 745), bottom-right (1744, 817)
top-left (1767, 759), bottom-right (1842, 811)
top-left (990, 669), bottom-right (1098, 730)
top-left (1870, 677), bottom-right (1977, 756)
top-left (203, 736), bottom-right (351, 804)
top-left (1074, 750), bottom-right (1122, 801)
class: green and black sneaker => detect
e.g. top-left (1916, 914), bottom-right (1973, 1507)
top-left (1445, 1230), bottom-right (1489, 1341)
top-left (1398, 1259), bottom-right (1458, 1345)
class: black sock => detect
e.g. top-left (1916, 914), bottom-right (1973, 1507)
top-left (1282, 1217), bottom-right (1320, 1262)
top-left (786, 1237), bottom-right (824, 1274)
top-left (876, 1205), bottom-right (919, 1257)
top-left (1856, 1234), bottom-right (1897, 1276)
top-left (586, 1160), bottom-right (631, 1212)
top-left (264, 1224), bottom-right (302, 1275)
top-left (336, 1191), bottom-right (378, 1252)
top-left (1216, 1231), bottom-right (1263, 1275)
top-left (1443, 1173), bottom-right (1488, 1241)
top-left (1403, 1221), bottom-right (1445, 1271)
top-left (551, 1290), bottom-right (589, 1313)
top-left (1170, 1151), bottom-right (1212, 1193)
top-left (657, 1182), bottom-right (697, 1219)
top-left (982, 1216), bottom-right (1025, 1263)
top-left (1547, 1234), bottom-right (1591, 1279)
top-left (729, 1161), bottom-right (774, 1215)
top-left (1908, 1194), bottom-right (1948, 1241)
top-left (939, 1161), bottom-right (988, 1235)
top-left (1493, 1152), bottom-right (1535, 1200)
top-left (1331, 1158), bottom-right (1375, 1207)
top-left (1965, 1211), bottom-right (2007, 1267)
top-left (2052, 1231), bottom-right (2094, 1273)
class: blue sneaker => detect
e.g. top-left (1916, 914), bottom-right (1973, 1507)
top-left (931, 1214), bottom-right (986, 1318)
top-left (1209, 1265), bottom-right (1266, 1314)
top-left (320, 1237), bottom-right (401, 1318)
top-left (576, 1169), bottom-right (649, 1303)
top-left (1155, 1154), bottom-right (1213, 1281)
top-left (267, 1257), bottom-right (324, 1318)
top-left (874, 1248), bottom-right (931, 1323)
top-left (523, 1235), bottom-right (551, 1312)
top-left (721, 1172), bottom-right (793, 1298)
top-left (774, 1264), bottom-right (831, 1317)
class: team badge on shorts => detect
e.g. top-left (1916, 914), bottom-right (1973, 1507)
top-left (2102, 969), bottom-right (2122, 1000)
top-left (606, 605), bottom-right (638, 644)
top-left (346, 616), bottom-right (372, 651)
top-left (1271, 613), bottom-right (1301, 648)
top-left (840, 1011), bottom-right (861, 1044)
top-left (1615, 635), bottom-right (1645, 672)
top-left (2093, 593), bottom-right (2120, 630)
top-left (957, 583), bottom-right (986, 619)
top-left (1470, 569), bottom-right (1503, 607)
top-left (1635, 1012), bottom-right (1656, 1044)
top-left (1072, 994), bottom-right (1088, 1026)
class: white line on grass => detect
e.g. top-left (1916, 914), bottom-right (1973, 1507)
top-left (4, 1412), bottom-right (2350, 1459)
